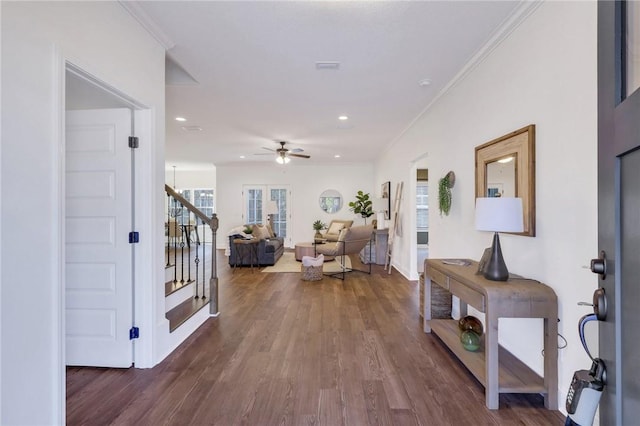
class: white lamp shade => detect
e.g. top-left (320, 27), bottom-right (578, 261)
top-left (373, 197), bottom-right (385, 212)
top-left (266, 200), bottom-right (278, 215)
top-left (475, 197), bottom-right (524, 233)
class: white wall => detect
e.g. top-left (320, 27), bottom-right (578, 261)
top-left (217, 163), bottom-right (374, 249)
top-left (165, 167), bottom-right (217, 192)
top-left (1, 3), bottom-right (165, 424)
top-left (376, 2), bottom-right (597, 411)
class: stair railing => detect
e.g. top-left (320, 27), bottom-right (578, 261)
top-left (165, 184), bottom-right (219, 315)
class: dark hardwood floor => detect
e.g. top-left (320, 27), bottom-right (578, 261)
top-left (67, 250), bottom-right (565, 425)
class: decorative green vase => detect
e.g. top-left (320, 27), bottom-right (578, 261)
top-left (460, 330), bottom-right (481, 352)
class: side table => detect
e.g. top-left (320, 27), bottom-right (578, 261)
top-left (232, 238), bottom-right (260, 272)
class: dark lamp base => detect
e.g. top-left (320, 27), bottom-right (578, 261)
top-left (483, 232), bottom-right (509, 281)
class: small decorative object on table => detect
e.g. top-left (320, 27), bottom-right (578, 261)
top-left (441, 259), bottom-right (471, 266)
top-left (458, 315), bottom-right (483, 352)
top-left (460, 330), bottom-right (481, 352)
top-left (458, 315), bottom-right (484, 335)
top-left (312, 220), bottom-right (326, 241)
top-left (476, 247), bottom-right (492, 275)
top-left (243, 225), bottom-right (253, 235)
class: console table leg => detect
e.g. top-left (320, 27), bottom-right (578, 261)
top-left (424, 276), bottom-right (432, 333)
top-left (544, 316), bottom-right (559, 409)
top-left (485, 311), bottom-right (499, 409)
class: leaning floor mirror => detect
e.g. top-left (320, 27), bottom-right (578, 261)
top-left (475, 124), bottom-right (535, 236)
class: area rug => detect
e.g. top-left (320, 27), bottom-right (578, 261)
top-left (262, 252), bottom-right (352, 273)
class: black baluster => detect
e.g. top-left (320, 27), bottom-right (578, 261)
top-left (166, 193), bottom-right (171, 267)
top-left (173, 198), bottom-right (178, 283)
top-left (187, 213), bottom-right (192, 283)
top-left (201, 217), bottom-right (207, 301)
top-left (194, 217), bottom-right (201, 299)
top-left (179, 202), bottom-right (185, 283)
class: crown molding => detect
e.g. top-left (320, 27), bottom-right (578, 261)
top-left (119, 1), bottom-right (176, 50)
top-left (386, 1), bottom-right (544, 153)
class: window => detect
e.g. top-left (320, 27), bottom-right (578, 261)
top-left (245, 188), bottom-right (263, 225)
top-left (193, 189), bottom-right (214, 219)
top-left (173, 188), bottom-right (214, 224)
top-left (416, 183), bottom-right (429, 230)
top-left (270, 188), bottom-right (287, 237)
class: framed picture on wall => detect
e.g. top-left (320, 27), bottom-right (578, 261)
top-left (381, 181), bottom-right (391, 219)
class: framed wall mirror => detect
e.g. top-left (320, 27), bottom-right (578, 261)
top-left (319, 189), bottom-right (343, 214)
top-left (475, 124), bottom-right (535, 236)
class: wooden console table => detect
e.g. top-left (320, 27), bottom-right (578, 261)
top-left (424, 259), bottom-right (558, 410)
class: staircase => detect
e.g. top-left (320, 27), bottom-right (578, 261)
top-left (164, 185), bottom-right (219, 336)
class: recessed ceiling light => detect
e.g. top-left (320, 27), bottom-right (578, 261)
top-left (338, 115), bottom-right (348, 121)
top-left (418, 79), bottom-right (432, 87)
top-left (181, 125), bottom-right (202, 132)
top-left (239, 155), bottom-right (245, 159)
top-left (334, 154), bottom-right (341, 158)
top-left (175, 117), bottom-right (187, 122)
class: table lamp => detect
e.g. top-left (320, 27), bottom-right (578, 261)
top-left (373, 198), bottom-right (386, 230)
top-left (266, 200), bottom-right (278, 230)
top-left (475, 197), bottom-right (523, 281)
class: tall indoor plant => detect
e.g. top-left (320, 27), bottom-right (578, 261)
top-left (348, 190), bottom-right (374, 223)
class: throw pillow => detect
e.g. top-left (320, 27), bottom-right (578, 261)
top-left (252, 224), bottom-right (271, 240)
top-left (266, 223), bottom-right (276, 238)
top-left (337, 227), bottom-right (349, 242)
top-left (327, 222), bottom-right (344, 236)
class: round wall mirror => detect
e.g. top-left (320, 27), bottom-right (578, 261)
top-left (319, 189), bottom-right (342, 214)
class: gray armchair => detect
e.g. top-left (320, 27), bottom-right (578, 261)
top-left (316, 224), bottom-right (374, 280)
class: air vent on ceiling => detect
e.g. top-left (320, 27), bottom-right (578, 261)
top-left (181, 126), bottom-right (202, 132)
top-left (315, 61), bottom-right (340, 70)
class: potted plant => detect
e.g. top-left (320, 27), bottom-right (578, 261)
top-left (243, 225), bottom-right (254, 235)
top-left (438, 171), bottom-right (455, 216)
top-left (348, 190), bottom-right (374, 223)
top-left (312, 220), bottom-right (326, 240)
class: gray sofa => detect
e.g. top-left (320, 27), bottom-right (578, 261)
top-left (228, 235), bottom-right (284, 266)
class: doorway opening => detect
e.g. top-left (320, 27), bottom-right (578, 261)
top-left (416, 168), bottom-right (429, 273)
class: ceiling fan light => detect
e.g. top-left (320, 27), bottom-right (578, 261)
top-left (276, 156), bottom-right (290, 164)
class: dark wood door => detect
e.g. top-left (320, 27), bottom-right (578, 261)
top-left (598, 1), bottom-right (640, 423)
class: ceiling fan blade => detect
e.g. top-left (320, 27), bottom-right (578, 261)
top-left (262, 147), bottom-right (276, 152)
top-left (253, 153), bottom-right (274, 156)
top-left (290, 148), bottom-right (304, 153)
top-left (289, 153), bottom-right (310, 159)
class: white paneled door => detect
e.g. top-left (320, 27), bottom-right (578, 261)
top-left (65, 108), bottom-right (133, 367)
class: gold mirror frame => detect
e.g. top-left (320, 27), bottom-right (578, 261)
top-left (475, 124), bottom-right (535, 236)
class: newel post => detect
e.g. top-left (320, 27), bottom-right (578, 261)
top-left (209, 213), bottom-right (219, 315)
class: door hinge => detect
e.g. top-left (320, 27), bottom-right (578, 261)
top-left (129, 231), bottom-right (139, 243)
top-left (129, 327), bottom-right (140, 340)
top-left (128, 136), bottom-right (139, 148)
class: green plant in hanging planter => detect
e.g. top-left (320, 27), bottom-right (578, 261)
top-left (348, 190), bottom-right (374, 223)
top-left (438, 171), bottom-right (456, 216)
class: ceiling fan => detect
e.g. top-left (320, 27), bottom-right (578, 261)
top-left (257, 141), bottom-right (311, 164)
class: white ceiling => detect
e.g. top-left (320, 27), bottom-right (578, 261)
top-left (124, 1), bottom-right (526, 169)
